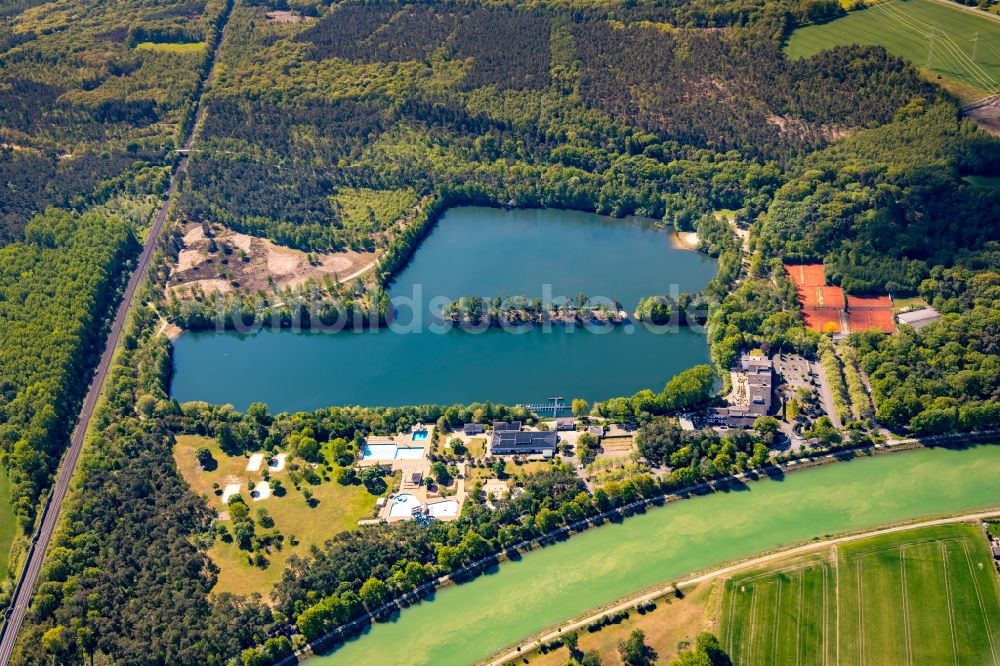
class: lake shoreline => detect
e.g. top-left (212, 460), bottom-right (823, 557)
top-left (170, 206), bottom-right (717, 411)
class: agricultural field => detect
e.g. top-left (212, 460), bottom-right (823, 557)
top-left (786, 0), bottom-right (1000, 99)
top-left (721, 524), bottom-right (1000, 665)
top-left (173, 435), bottom-right (383, 597)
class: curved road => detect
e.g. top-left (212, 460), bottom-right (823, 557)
top-left (483, 509), bottom-right (1000, 666)
top-left (0, 12), bottom-right (230, 665)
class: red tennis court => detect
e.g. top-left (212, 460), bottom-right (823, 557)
top-left (802, 309), bottom-right (842, 333)
top-left (784, 263), bottom-right (826, 288)
top-left (848, 309), bottom-right (895, 333)
top-left (798, 285), bottom-right (845, 309)
top-left (847, 295), bottom-right (892, 310)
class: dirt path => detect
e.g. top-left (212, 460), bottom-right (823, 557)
top-left (482, 509), bottom-right (1000, 666)
top-left (337, 256), bottom-right (379, 283)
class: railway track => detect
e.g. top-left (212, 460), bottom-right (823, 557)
top-left (0, 6), bottom-right (232, 663)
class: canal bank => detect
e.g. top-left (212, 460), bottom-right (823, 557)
top-left (303, 443), bottom-right (1000, 666)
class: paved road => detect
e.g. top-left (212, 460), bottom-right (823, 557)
top-left (0, 13), bottom-right (229, 665)
top-left (483, 509), bottom-right (1000, 666)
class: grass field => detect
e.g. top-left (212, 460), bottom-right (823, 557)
top-left (786, 0), bottom-right (1000, 99)
top-left (0, 471), bottom-right (17, 577)
top-left (134, 41), bottom-right (206, 53)
top-left (721, 524), bottom-right (1000, 665)
top-left (174, 435), bottom-right (382, 597)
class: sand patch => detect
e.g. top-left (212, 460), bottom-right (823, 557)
top-left (967, 97), bottom-right (1000, 136)
top-left (229, 232), bottom-right (253, 253)
top-left (169, 278), bottom-right (233, 296)
top-left (246, 453), bottom-right (265, 472)
top-left (250, 481), bottom-right (271, 501)
top-left (183, 225), bottom-right (206, 245)
top-left (266, 243), bottom-right (303, 276)
top-left (221, 483), bottom-right (241, 504)
top-left (177, 248), bottom-right (208, 272)
top-left (268, 453), bottom-right (287, 472)
top-left (265, 9), bottom-right (304, 22)
top-left (169, 221), bottom-right (375, 300)
top-left (319, 254), bottom-right (355, 274)
top-left (672, 231), bottom-right (700, 250)
top-left (163, 323), bottom-right (183, 340)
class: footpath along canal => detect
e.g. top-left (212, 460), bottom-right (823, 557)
top-left (309, 444), bottom-right (1000, 666)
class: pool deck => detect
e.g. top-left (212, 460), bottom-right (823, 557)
top-left (358, 424), bottom-right (436, 469)
top-left (378, 462), bottom-right (468, 523)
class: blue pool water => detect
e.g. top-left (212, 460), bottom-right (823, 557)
top-left (360, 444), bottom-right (426, 461)
top-left (412, 430), bottom-right (429, 442)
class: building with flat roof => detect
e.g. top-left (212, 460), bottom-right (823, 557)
top-left (897, 307), bottom-right (941, 330)
top-left (490, 421), bottom-right (558, 456)
top-left (554, 417), bottom-right (575, 431)
top-left (708, 354), bottom-right (774, 429)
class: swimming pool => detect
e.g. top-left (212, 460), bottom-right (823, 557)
top-left (361, 444), bottom-right (426, 461)
top-left (412, 429), bottom-right (429, 442)
top-left (388, 493), bottom-right (422, 519)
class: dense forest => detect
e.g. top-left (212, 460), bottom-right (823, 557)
top-left (0, 0), bottom-right (227, 618)
top-left (0, 0), bottom-right (228, 243)
top-left (176, 0), bottom-right (934, 254)
top-left (0, 202), bottom-right (143, 531)
top-left (11, 275), bottom-right (280, 665)
top-left (758, 101), bottom-right (1000, 295)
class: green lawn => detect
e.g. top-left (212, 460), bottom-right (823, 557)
top-left (0, 471), bottom-right (17, 577)
top-left (721, 524), bottom-right (1000, 665)
top-left (135, 41), bottom-right (206, 53)
top-left (786, 0), bottom-right (1000, 99)
top-left (174, 435), bottom-right (383, 597)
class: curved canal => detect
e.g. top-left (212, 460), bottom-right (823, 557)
top-left (311, 444), bottom-right (1000, 665)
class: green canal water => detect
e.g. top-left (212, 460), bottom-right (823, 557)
top-left (312, 444), bottom-right (1000, 666)
top-left (170, 207), bottom-right (717, 412)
